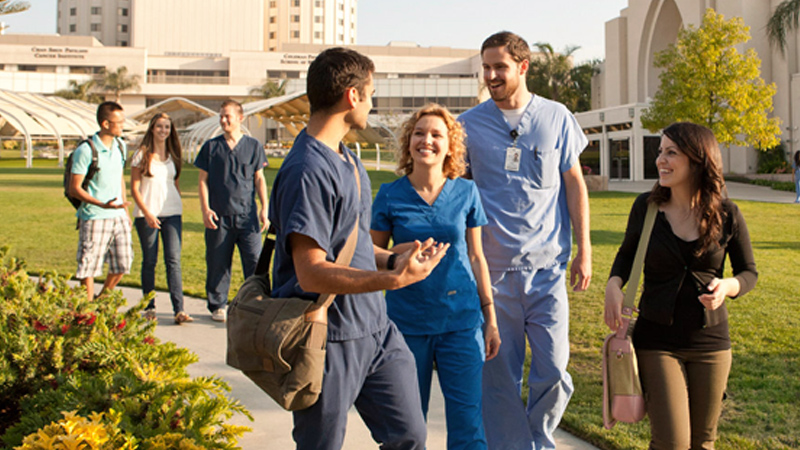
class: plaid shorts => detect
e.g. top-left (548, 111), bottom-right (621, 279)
top-left (75, 216), bottom-right (133, 279)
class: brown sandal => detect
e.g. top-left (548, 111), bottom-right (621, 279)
top-left (174, 311), bottom-right (193, 324)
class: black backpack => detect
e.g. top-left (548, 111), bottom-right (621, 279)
top-left (63, 138), bottom-right (125, 210)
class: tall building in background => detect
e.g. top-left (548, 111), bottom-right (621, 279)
top-left (56, 0), bottom-right (132, 47)
top-left (56, 0), bottom-right (357, 55)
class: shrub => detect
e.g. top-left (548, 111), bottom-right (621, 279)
top-left (0, 247), bottom-right (251, 448)
top-left (757, 142), bottom-right (790, 174)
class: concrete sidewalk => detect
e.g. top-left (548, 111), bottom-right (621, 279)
top-left (609, 179), bottom-right (798, 203)
top-left (111, 181), bottom-right (796, 448)
top-left (111, 285), bottom-right (599, 450)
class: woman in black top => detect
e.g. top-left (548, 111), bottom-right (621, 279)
top-left (604, 122), bottom-right (757, 450)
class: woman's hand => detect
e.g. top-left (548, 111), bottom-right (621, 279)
top-left (698, 277), bottom-right (739, 311)
top-left (484, 321), bottom-right (501, 361)
top-left (144, 212), bottom-right (161, 229)
top-left (604, 276), bottom-right (624, 331)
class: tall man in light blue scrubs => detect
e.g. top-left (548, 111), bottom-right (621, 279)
top-left (459, 31), bottom-right (592, 450)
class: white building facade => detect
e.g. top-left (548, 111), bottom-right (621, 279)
top-left (56, 0), bottom-right (357, 52)
top-left (579, 0), bottom-right (797, 180)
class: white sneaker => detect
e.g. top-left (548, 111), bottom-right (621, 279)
top-left (211, 309), bottom-right (226, 322)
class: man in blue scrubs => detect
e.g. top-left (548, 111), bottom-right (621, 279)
top-left (459, 31), bottom-right (592, 450)
top-left (269, 47), bottom-right (450, 450)
top-left (195, 99), bottom-right (268, 322)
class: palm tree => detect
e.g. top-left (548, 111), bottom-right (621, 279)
top-left (768, 0), bottom-right (800, 53)
top-left (0, 0), bottom-right (30, 32)
top-left (98, 66), bottom-right (141, 102)
top-left (54, 79), bottom-right (103, 104)
top-left (249, 79), bottom-right (288, 99)
top-left (527, 43), bottom-right (579, 104)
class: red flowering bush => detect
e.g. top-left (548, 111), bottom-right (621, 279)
top-left (0, 247), bottom-right (251, 448)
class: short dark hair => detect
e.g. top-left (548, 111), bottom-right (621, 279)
top-left (96, 101), bottom-right (123, 126)
top-left (307, 47), bottom-right (375, 113)
top-left (220, 99), bottom-right (244, 116)
top-left (481, 31), bottom-right (531, 64)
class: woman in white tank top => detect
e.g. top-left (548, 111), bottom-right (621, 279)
top-left (131, 113), bottom-right (192, 324)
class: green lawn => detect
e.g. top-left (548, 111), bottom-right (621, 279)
top-left (1, 157), bottom-right (798, 449)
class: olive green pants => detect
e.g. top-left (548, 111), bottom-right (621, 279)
top-left (636, 348), bottom-right (732, 450)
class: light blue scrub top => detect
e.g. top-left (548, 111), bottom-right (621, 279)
top-left (371, 176), bottom-right (487, 335)
top-left (459, 95), bottom-right (588, 271)
top-left (71, 133), bottom-right (127, 221)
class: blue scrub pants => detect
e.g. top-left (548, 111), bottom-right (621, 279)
top-left (482, 265), bottom-right (573, 450)
top-left (293, 322), bottom-right (427, 450)
top-left (204, 210), bottom-right (262, 312)
top-left (404, 326), bottom-right (487, 450)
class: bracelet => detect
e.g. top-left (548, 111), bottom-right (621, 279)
top-left (387, 253), bottom-right (398, 271)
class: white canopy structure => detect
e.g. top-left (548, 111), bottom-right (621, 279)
top-left (0, 90), bottom-right (137, 168)
top-left (181, 90), bottom-right (397, 161)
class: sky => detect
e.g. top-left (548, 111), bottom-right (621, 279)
top-left (1, 0), bottom-right (629, 64)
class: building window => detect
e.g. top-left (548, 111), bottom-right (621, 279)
top-left (269, 31), bottom-right (276, 39)
top-left (292, 15), bottom-right (300, 22)
top-left (117, 24), bottom-right (127, 32)
top-left (314, 15), bottom-right (322, 23)
top-left (338, 3), bottom-right (344, 11)
top-left (338, 18), bottom-right (344, 26)
top-left (91, 7), bottom-right (101, 14)
top-left (292, 31), bottom-right (300, 38)
top-left (119, 41), bottom-right (128, 47)
top-left (119, 7), bottom-right (128, 16)
top-left (269, 0), bottom-right (276, 6)
top-left (269, 16), bottom-right (276, 23)
top-left (338, 33), bottom-right (344, 41)
top-left (293, 0), bottom-right (300, 6)
top-left (69, 24), bottom-right (76, 32)
top-left (314, 31), bottom-right (322, 39)
top-left (91, 23), bottom-right (101, 32)
top-left (70, 7), bottom-right (76, 16)
top-left (315, 0), bottom-right (322, 6)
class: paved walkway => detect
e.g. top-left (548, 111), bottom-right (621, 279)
top-left (111, 283), bottom-right (598, 450)
top-left (609, 179), bottom-right (798, 203)
top-left (113, 182), bottom-right (795, 449)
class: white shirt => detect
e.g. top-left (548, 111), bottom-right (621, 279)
top-left (131, 150), bottom-right (183, 218)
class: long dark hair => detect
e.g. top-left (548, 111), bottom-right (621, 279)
top-left (650, 122), bottom-right (725, 255)
top-left (794, 150), bottom-right (800, 167)
top-left (137, 113), bottom-right (182, 179)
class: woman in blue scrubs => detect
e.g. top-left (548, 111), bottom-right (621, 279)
top-left (371, 103), bottom-right (501, 450)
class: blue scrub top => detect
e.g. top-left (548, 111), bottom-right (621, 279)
top-left (459, 95), bottom-right (587, 271)
top-left (194, 135), bottom-right (267, 216)
top-left (269, 130), bottom-right (387, 341)
top-left (372, 176), bottom-right (487, 335)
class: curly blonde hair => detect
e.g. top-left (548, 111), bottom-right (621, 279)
top-left (395, 103), bottom-right (466, 179)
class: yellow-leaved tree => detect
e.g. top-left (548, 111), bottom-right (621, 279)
top-left (641, 8), bottom-right (781, 150)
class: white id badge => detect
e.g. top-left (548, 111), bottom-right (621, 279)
top-left (505, 147), bottom-right (521, 172)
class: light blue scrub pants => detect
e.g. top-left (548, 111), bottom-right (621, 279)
top-left (404, 326), bottom-right (487, 450)
top-left (482, 265), bottom-right (573, 450)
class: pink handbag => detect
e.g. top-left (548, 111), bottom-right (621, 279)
top-left (602, 202), bottom-right (656, 429)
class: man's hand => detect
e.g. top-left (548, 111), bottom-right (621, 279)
top-left (259, 208), bottom-right (268, 232)
top-left (203, 209), bottom-right (219, 230)
top-left (101, 198), bottom-right (131, 210)
top-left (570, 248), bottom-right (592, 292)
top-left (391, 238), bottom-right (450, 289)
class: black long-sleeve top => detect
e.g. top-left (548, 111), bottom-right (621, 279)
top-left (609, 193), bottom-right (758, 351)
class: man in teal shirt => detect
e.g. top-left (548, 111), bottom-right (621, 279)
top-left (69, 101), bottom-right (132, 301)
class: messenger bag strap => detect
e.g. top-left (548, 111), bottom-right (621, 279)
top-left (618, 201), bottom-right (658, 337)
top-left (316, 150), bottom-right (361, 308)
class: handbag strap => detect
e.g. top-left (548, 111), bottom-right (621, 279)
top-left (254, 149), bottom-right (362, 308)
top-left (619, 202), bottom-right (658, 332)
